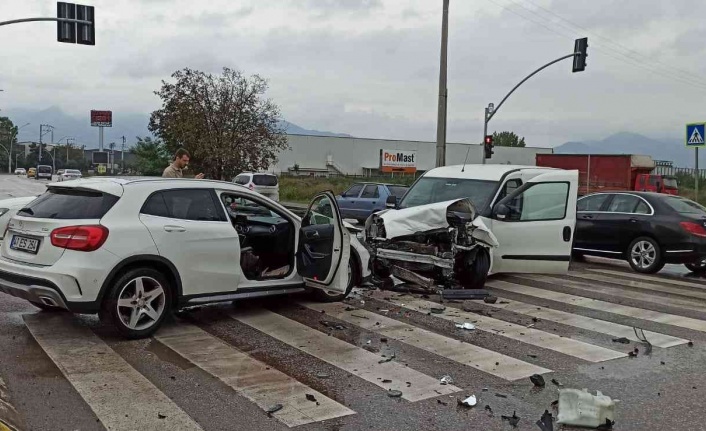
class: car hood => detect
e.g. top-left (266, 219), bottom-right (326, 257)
top-left (365, 198), bottom-right (499, 247)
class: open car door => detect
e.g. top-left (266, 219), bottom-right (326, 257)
top-left (297, 191), bottom-right (350, 293)
top-left (489, 170), bottom-right (578, 274)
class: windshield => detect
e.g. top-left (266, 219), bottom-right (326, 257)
top-left (663, 196), bottom-right (706, 215)
top-left (18, 189), bottom-right (119, 219)
top-left (663, 177), bottom-right (678, 189)
top-left (37, 166), bottom-right (52, 173)
top-left (398, 177), bottom-right (498, 210)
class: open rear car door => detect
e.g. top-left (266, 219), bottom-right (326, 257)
top-left (297, 191), bottom-right (350, 294)
top-left (489, 169), bottom-right (579, 274)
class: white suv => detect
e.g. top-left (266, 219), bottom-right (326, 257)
top-left (233, 173), bottom-right (280, 201)
top-left (0, 178), bottom-right (369, 338)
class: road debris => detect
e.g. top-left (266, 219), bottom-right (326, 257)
top-left (536, 410), bottom-right (554, 431)
top-left (378, 353), bottom-right (396, 364)
top-left (688, 341), bottom-right (694, 347)
top-left (551, 378), bottom-right (562, 387)
top-left (442, 289), bottom-right (491, 300)
top-left (305, 394), bottom-right (317, 402)
top-left (440, 375), bottom-right (454, 385)
top-left (382, 379), bottom-right (392, 383)
top-left (557, 389), bottom-right (617, 428)
top-left (437, 399), bottom-right (448, 406)
top-left (455, 322), bottom-right (476, 330)
top-left (319, 320), bottom-right (346, 330)
top-left (660, 361), bottom-right (665, 365)
top-left (266, 404), bottom-right (283, 415)
top-left (483, 295), bottom-right (498, 304)
top-left (495, 393), bottom-right (507, 398)
top-left (352, 314), bottom-right (370, 320)
top-left (430, 306), bottom-right (446, 314)
top-left (380, 337), bottom-right (388, 343)
top-left (315, 372), bottom-right (330, 379)
top-left (628, 350), bottom-right (637, 358)
top-left (457, 395), bottom-right (477, 407)
top-left (345, 306), bottom-right (355, 311)
top-left (501, 411), bottom-right (520, 427)
top-left (611, 337), bottom-right (630, 344)
top-left (158, 413), bottom-right (167, 419)
top-left (387, 390), bottom-right (403, 398)
top-left (530, 374), bottom-right (546, 387)
top-left (484, 405), bottom-right (493, 415)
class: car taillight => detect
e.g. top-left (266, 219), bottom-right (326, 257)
top-left (50, 225), bottom-right (109, 251)
top-left (680, 221), bottom-right (706, 238)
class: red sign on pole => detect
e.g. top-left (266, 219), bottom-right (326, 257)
top-left (90, 110), bottom-right (112, 127)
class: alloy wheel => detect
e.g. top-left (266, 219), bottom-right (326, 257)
top-left (116, 276), bottom-right (166, 331)
top-left (630, 240), bottom-right (656, 270)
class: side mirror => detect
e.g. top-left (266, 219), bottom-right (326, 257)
top-left (385, 195), bottom-right (397, 209)
top-left (494, 203), bottom-right (509, 220)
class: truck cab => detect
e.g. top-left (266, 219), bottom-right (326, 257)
top-left (635, 174), bottom-right (678, 195)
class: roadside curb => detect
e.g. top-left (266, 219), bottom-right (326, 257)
top-left (0, 377), bottom-right (22, 431)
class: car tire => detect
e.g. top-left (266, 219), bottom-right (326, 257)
top-left (685, 259), bottom-right (706, 273)
top-left (311, 251), bottom-right (358, 303)
top-left (457, 248), bottom-right (490, 289)
top-left (99, 267), bottom-right (173, 339)
top-left (29, 301), bottom-right (65, 312)
top-left (627, 237), bottom-right (664, 274)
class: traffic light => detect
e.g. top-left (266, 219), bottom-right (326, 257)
top-left (484, 135), bottom-right (494, 159)
top-left (56, 3), bottom-right (95, 45)
top-left (76, 4), bottom-right (95, 45)
top-left (57, 2), bottom-right (76, 43)
top-left (572, 37), bottom-right (588, 73)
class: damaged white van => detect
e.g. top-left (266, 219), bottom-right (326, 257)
top-left (364, 165), bottom-right (579, 290)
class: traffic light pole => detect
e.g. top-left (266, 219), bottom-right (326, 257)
top-left (0, 17), bottom-right (90, 27)
top-left (482, 51), bottom-right (580, 164)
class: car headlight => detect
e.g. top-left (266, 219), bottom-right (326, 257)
top-left (0, 208), bottom-right (9, 217)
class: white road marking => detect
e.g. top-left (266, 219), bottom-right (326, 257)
top-left (301, 301), bottom-right (551, 381)
top-left (230, 308), bottom-right (461, 402)
top-left (470, 293), bottom-right (687, 348)
top-left (571, 272), bottom-right (706, 301)
top-left (489, 280), bottom-right (706, 333)
top-left (24, 314), bottom-right (203, 431)
top-left (589, 268), bottom-right (706, 290)
top-left (365, 292), bottom-right (626, 362)
top-left (521, 274), bottom-right (706, 312)
top-left (155, 323), bottom-right (354, 427)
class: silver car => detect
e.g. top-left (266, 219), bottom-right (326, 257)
top-left (233, 173), bottom-right (280, 201)
top-left (57, 169), bottom-right (83, 182)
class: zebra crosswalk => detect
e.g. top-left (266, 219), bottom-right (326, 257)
top-left (12, 266), bottom-right (706, 429)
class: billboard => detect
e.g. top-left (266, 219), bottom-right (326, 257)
top-left (90, 110), bottom-right (112, 127)
top-left (380, 149), bottom-right (417, 173)
top-left (92, 151), bottom-right (108, 164)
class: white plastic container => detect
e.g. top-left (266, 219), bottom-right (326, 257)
top-left (557, 388), bottom-right (617, 428)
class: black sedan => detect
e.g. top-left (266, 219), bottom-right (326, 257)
top-left (573, 192), bottom-right (706, 273)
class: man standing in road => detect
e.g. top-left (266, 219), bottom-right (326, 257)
top-left (163, 148), bottom-right (205, 179)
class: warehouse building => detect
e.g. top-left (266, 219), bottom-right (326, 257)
top-left (270, 134), bottom-right (553, 176)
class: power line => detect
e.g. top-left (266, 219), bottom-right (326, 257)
top-left (482, 0), bottom-right (706, 92)
top-left (519, 0), bottom-right (706, 85)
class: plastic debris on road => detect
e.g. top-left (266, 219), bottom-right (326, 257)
top-left (457, 395), bottom-right (477, 407)
top-left (501, 411), bottom-right (520, 428)
top-left (266, 404), bottom-right (283, 415)
top-left (455, 322), bottom-right (476, 330)
top-left (440, 375), bottom-right (454, 385)
top-left (536, 410), bottom-right (554, 431)
top-left (557, 388), bottom-right (617, 428)
top-left (530, 374), bottom-right (546, 387)
top-left (387, 390), bottom-right (403, 398)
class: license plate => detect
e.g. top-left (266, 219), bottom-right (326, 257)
top-left (10, 235), bottom-right (40, 254)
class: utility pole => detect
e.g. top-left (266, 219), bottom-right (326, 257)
top-left (435, 0), bottom-right (450, 168)
top-left (121, 135), bottom-right (125, 173)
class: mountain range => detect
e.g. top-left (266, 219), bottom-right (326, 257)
top-left (2, 107), bottom-right (698, 167)
top-left (3, 106), bottom-right (349, 149)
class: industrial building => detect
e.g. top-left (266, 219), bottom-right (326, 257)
top-left (271, 134), bottom-right (553, 176)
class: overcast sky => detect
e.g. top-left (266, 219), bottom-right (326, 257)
top-left (1, 0), bottom-right (704, 147)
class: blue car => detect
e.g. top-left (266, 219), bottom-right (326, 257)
top-left (336, 183), bottom-right (409, 221)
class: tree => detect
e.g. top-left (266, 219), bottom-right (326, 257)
top-left (148, 67), bottom-right (289, 180)
top-left (131, 136), bottom-right (169, 176)
top-left (0, 117), bottom-right (17, 171)
top-left (492, 131), bottom-right (526, 147)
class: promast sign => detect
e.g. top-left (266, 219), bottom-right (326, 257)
top-left (380, 149), bottom-right (417, 173)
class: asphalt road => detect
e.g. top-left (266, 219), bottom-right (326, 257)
top-left (1, 175), bottom-right (706, 430)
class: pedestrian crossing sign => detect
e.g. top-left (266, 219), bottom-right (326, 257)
top-left (686, 123), bottom-right (705, 147)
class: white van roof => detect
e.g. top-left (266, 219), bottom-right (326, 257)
top-left (424, 164), bottom-right (558, 181)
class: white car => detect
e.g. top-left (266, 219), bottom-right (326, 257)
top-left (57, 169), bottom-right (83, 182)
top-left (0, 196), bottom-right (39, 242)
top-left (365, 165), bottom-right (579, 289)
top-left (0, 178), bottom-right (369, 338)
top-left (14, 168), bottom-right (26, 176)
top-left (233, 173), bottom-right (280, 201)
